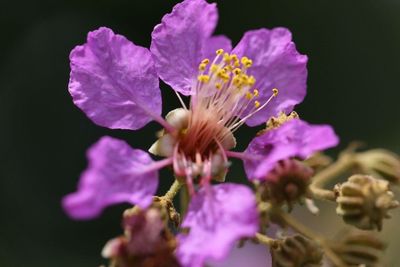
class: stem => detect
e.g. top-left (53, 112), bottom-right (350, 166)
top-left (254, 233), bottom-right (277, 247)
top-left (310, 153), bottom-right (355, 201)
top-left (276, 210), bottom-right (347, 267)
top-left (180, 186), bottom-right (189, 216)
top-left (163, 179), bottom-right (183, 201)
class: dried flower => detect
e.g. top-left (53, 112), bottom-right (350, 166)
top-left (330, 229), bottom-right (386, 267)
top-left (336, 175), bottom-right (399, 230)
top-left (257, 159), bottom-right (313, 208)
top-left (102, 208), bottom-right (180, 267)
top-left (354, 149), bottom-right (400, 184)
top-left (271, 234), bottom-right (323, 267)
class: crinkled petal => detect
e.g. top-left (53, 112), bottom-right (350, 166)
top-left (150, 0), bottom-right (218, 95)
top-left (69, 27), bottom-right (161, 130)
top-left (244, 119), bottom-right (339, 180)
top-left (232, 28), bottom-right (308, 126)
top-left (62, 136), bottom-right (160, 219)
top-left (177, 183), bottom-right (259, 267)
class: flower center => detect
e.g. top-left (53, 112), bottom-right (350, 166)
top-left (192, 49), bottom-right (278, 134)
top-left (150, 49), bottom-right (279, 189)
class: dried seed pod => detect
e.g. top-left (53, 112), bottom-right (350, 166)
top-left (260, 159), bottom-right (313, 209)
top-left (336, 175), bottom-right (399, 230)
top-left (271, 234), bottom-right (323, 267)
top-left (330, 229), bottom-right (386, 267)
top-left (354, 149), bottom-right (400, 184)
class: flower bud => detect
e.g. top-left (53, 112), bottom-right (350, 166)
top-left (271, 234), bottom-right (323, 267)
top-left (355, 149), bottom-right (400, 184)
top-left (336, 175), bottom-right (399, 230)
top-left (260, 159), bottom-right (313, 209)
top-left (330, 229), bottom-right (386, 267)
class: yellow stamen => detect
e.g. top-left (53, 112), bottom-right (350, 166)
top-left (215, 83), bottom-right (222, 90)
top-left (210, 64), bottom-right (219, 73)
top-left (198, 63), bottom-right (207, 71)
top-left (272, 88), bottom-right (279, 96)
top-left (248, 76), bottom-right (256, 86)
top-left (233, 68), bottom-right (242, 75)
top-left (201, 59), bottom-right (210, 64)
top-left (216, 49), bottom-right (224, 55)
top-left (223, 53), bottom-right (231, 63)
top-left (198, 75), bottom-right (210, 83)
top-left (246, 92), bottom-right (253, 100)
top-left (254, 100), bottom-right (260, 108)
top-left (253, 89), bottom-right (259, 97)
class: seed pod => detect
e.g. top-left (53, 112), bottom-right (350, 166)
top-left (330, 229), bottom-right (386, 267)
top-left (271, 234), bottom-right (323, 267)
top-left (336, 175), bottom-right (399, 230)
top-left (354, 149), bottom-right (400, 184)
top-left (260, 159), bottom-right (313, 209)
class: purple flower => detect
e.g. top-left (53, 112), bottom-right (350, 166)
top-left (68, 0), bottom-right (308, 183)
top-left (64, 0), bottom-right (323, 265)
top-left (243, 118), bottom-right (339, 180)
top-left (177, 183), bottom-right (259, 267)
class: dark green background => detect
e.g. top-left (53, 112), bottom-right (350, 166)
top-left (1, 0), bottom-right (399, 266)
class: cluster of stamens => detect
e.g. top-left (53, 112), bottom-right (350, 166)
top-left (196, 49), bottom-right (278, 127)
top-left (165, 49), bottom-right (278, 189)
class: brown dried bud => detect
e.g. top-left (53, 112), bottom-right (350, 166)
top-left (258, 111), bottom-right (299, 135)
top-left (260, 159), bottom-right (313, 209)
top-left (102, 208), bottom-right (180, 267)
top-left (354, 149), bottom-right (400, 184)
top-left (271, 234), bottom-right (323, 267)
top-left (330, 229), bottom-right (386, 267)
top-left (336, 175), bottom-right (399, 230)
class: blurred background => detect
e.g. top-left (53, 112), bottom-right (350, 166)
top-left (1, 0), bottom-right (399, 266)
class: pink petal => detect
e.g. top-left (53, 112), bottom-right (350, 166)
top-left (244, 119), bottom-right (339, 180)
top-left (63, 136), bottom-right (163, 219)
top-left (69, 27), bottom-right (161, 130)
top-left (232, 28), bottom-right (308, 126)
top-left (177, 183), bottom-right (259, 267)
top-left (150, 0), bottom-right (218, 95)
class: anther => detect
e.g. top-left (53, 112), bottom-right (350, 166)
top-left (272, 88), bottom-right (279, 96)
top-left (253, 89), bottom-right (259, 97)
top-left (233, 68), bottom-right (242, 75)
top-left (248, 76), bottom-right (256, 86)
top-left (216, 49), bottom-right (224, 55)
top-left (201, 59), bottom-right (210, 64)
top-left (254, 100), bottom-right (260, 108)
top-left (245, 92), bottom-right (253, 100)
top-left (198, 75), bottom-right (210, 83)
top-left (198, 63), bottom-right (207, 71)
top-left (223, 53), bottom-right (231, 63)
top-left (210, 64), bottom-right (219, 73)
